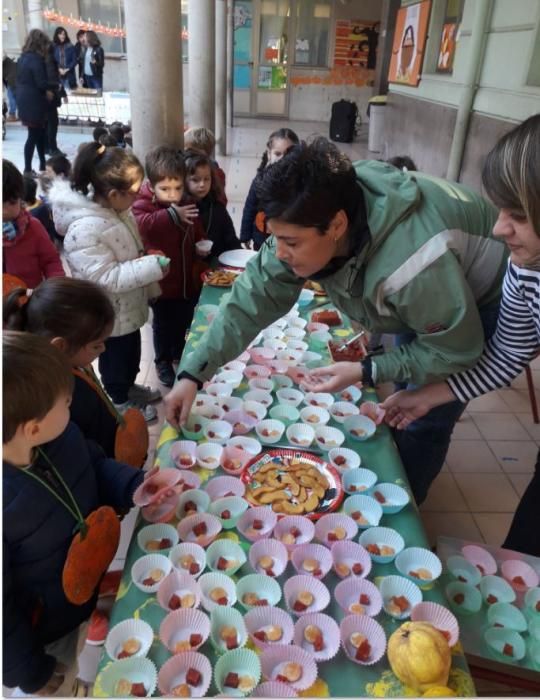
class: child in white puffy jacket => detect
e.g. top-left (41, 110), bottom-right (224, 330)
top-left (49, 142), bottom-right (168, 420)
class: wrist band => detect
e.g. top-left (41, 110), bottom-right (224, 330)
top-left (361, 357), bottom-right (374, 387)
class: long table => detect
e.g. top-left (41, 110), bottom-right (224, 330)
top-left (93, 285), bottom-right (475, 697)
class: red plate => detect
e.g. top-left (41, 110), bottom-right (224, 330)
top-left (240, 449), bottom-right (344, 521)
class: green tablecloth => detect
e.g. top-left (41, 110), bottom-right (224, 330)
top-left (94, 287), bottom-right (475, 698)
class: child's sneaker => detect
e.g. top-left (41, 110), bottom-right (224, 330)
top-left (128, 383), bottom-right (162, 403)
top-left (86, 609), bottom-right (109, 646)
top-left (157, 362), bottom-right (175, 388)
top-left (114, 400), bottom-right (157, 423)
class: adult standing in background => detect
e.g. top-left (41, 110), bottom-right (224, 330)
top-left (81, 30), bottom-right (105, 91)
top-left (44, 41), bottom-right (66, 158)
top-left (16, 29), bottom-right (52, 176)
top-left (3, 53), bottom-right (18, 121)
top-left (74, 29), bottom-right (87, 87)
top-left (52, 26), bottom-right (77, 91)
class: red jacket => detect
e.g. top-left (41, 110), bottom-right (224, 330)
top-left (2, 208), bottom-right (64, 288)
top-left (132, 183), bottom-right (204, 300)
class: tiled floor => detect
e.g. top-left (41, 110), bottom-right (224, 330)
top-left (3, 118), bottom-right (538, 690)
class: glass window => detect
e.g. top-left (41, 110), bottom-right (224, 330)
top-left (436, 0), bottom-right (464, 74)
top-left (78, 0), bottom-right (125, 53)
top-left (294, 0), bottom-right (331, 67)
top-left (181, 0), bottom-right (188, 63)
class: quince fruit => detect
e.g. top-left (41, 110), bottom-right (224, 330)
top-left (388, 622), bottom-right (451, 693)
top-left (423, 687), bottom-right (456, 697)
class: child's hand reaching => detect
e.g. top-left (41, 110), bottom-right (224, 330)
top-left (171, 203), bottom-right (199, 225)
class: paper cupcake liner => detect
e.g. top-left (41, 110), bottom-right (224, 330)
top-left (446, 555), bottom-right (482, 586)
top-left (195, 442), bottom-right (224, 470)
top-left (284, 327), bottom-right (307, 342)
top-left (371, 483), bottom-right (410, 514)
top-left (199, 571), bottom-right (238, 613)
top-left (170, 440), bottom-right (198, 470)
top-left (181, 416), bottom-right (208, 441)
top-left (249, 538), bottom-right (289, 578)
top-left (249, 347), bottom-right (276, 364)
top-left (260, 644), bottom-right (318, 691)
top-left (287, 341), bottom-right (308, 354)
top-left (244, 606), bottom-right (295, 650)
top-left (395, 547), bottom-right (443, 585)
top-left (235, 350), bottom-right (250, 363)
top-left (358, 526), bottom-right (405, 564)
top-left (487, 602), bottom-right (527, 633)
top-left (302, 351), bottom-right (323, 368)
top-left (329, 402), bottom-right (360, 425)
top-left (215, 369), bottom-right (243, 388)
top-left (159, 608), bottom-right (211, 653)
top-left (141, 499), bottom-right (178, 524)
top-left (484, 628), bottom-right (526, 661)
top-left (293, 612), bottom-right (340, 662)
top-left (380, 575), bottom-right (422, 620)
top-left (501, 559), bottom-right (540, 592)
top-left (197, 404), bottom-right (227, 423)
top-left (256, 419), bottom-right (286, 444)
top-left (244, 389), bottom-right (273, 408)
top-left (314, 513), bottom-right (358, 545)
top-left (287, 366), bottom-right (311, 385)
top-left (99, 656), bottom-right (157, 697)
top-left (157, 650), bottom-right (212, 698)
top-left (263, 327), bottom-right (284, 341)
top-left (291, 543), bottom-right (333, 580)
top-left (283, 574), bottom-right (330, 617)
top-left (177, 513), bottom-right (222, 547)
top-left (286, 423), bottom-right (316, 448)
top-left (137, 523), bottom-right (179, 554)
top-left (307, 322), bottom-right (329, 333)
top-left (479, 575), bottom-right (517, 606)
top-left (207, 382), bottom-right (235, 398)
top-left (359, 401), bottom-right (386, 425)
top-left (529, 617), bottom-right (540, 641)
top-left (342, 468), bottom-right (377, 495)
top-left (218, 396), bottom-right (244, 415)
top-left (339, 385), bottom-right (362, 404)
top-left (176, 489), bottom-right (211, 520)
top-left (209, 496), bottom-right (249, 529)
top-left (206, 539), bottom-right (247, 576)
top-left (249, 377), bottom-right (275, 393)
top-left (205, 475), bottom-right (245, 500)
top-left (193, 393), bottom-right (219, 411)
top-left (264, 339), bottom-right (287, 353)
top-left (527, 638), bottom-right (540, 669)
top-left (203, 419), bottom-right (233, 444)
top-left (331, 540), bottom-right (372, 580)
top-left (105, 618), bottom-right (154, 660)
top-left (288, 317), bottom-right (308, 330)
top-left (343, 415), bottom-right (376, 442)
top-left (223, 360), bottom-right (247, 374)
top-left (339, 615), bottom-right (386, 666)
top-left (237, 573), bottom-right (282, 610)
top-left (223, 410), bottom-right (258, 436)
top-left (276, 388), bottom-right (304, 408)
top-left (300, 406), bottom-right (331, 427)
top-left (169, 542), bottom-right (206, 579)
top-left (343, 494), bottom-right (383, 530)
top-left (131, 553), bottom-right (172, 594)
top-left (274, 516), bottom-right (316, 552)
top-left (304, 392), bottom-right (334, 410)
top-left (314, 425), bottom-right (345, 451)
top-left (237, 506), bottom-right (277, 542)
top-left (253, 681), bottom-right (298, 698)
top-left (210, 606), bottom-right (248, 655)
top-left (445, 581), bottom-right (482, 615)
top-left (274, 375), bottom-right (294, 390)
top-left (157, 570), bottom-right (202, 612)
top-left (269, 360), bottom-right (290, 376)
top-left (525, 587), bottom-right (540, 615)
top-left (461, 544), bottom-right (497, 576)
top-left (334, 576), bottom-right (383, 617)
top-left (176, 470), bottom-right (202, 491)
top-left (214, 648), bottom-right (262, 696)
top-left (220, 445), bottom-right (252, 475)
top-left (245, 364), bottom-right (272, 380)
top-left (228, 436), bottom-right (263, 456)
top-left (243, 400), bottom-right (268, 422)
top-left (270, 404), bottom-right (301, 426)
top-left (133, 468), bottom-right (183, 507)
top-left (411, 602), bottom-right (460, 646)
top-left (277, 349), bottom-right (304, 367)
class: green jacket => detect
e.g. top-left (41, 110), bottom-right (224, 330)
top-left (182, 161), bottom-right (507, 386)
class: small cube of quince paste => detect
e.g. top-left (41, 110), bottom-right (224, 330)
top-left (158, 537), bottom-right (173, 549)
top-left (217, 556), bottom-right (229, 571)
top-left (192, 522), bottom-right (207, 537)
top-left (253, 630), bottom-right (267, 642)
top-left (355, 639), bottom-right (371, 662)
top-left (224, 672), bottom-right (240, 689)
top-left (189, 562), bottom-right (200, 575)
top-left (190, 633), bottom-right (203, 647)
top-left (487, 594), bottom-right (498, 605)
top-left (503, 643), bottom-right (514, 657)
top-left (186, 668), bottom-right (202, 687)
top-left (512, 575), bottom-right (526, 587)
top-left (453, 593), bottom-right (465, 605)
top-left (352, 562), bottom-right (364, 575)
top-left (225, 634), bottom-right (238, 650)
top-left (252, 519), bottom-right (264, 530)
top-left (131, 682), bottom-right (147, 697)
top-left (184, 501), bottom-right (197, 513)
top-left (359, 593), bottom-right (370, 605)
top-left (373, 491), bottom-right (386, 504)
top-left (169, 594), bottom-right (182, 610)
top-left (221, 510), bottom-right (231, 520)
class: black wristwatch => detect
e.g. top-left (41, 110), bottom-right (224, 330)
top-left (361, 357), bottom-right (374, 387)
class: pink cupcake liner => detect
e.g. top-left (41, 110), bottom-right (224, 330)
top-left (291, 544), bottom-right (333, 580)
top-left (237, 351), bottom-right (251, 363)
top-left (260, 644), bottom-right (318, 691)
top-left (340, 614), bottom-right (386, 666)
top-left (157, 651), bottom-right (212, 697)
top-left (223, 409), bottom-right (258, 435)
top-left (501, 559), bottom-right (540, 592)
top-left (244, 364), bottom-right (272, 380)
top-left (176, 471), bottom-right (202, 492)
top-left (287, 366), bottom-right (311, 385)
top-left (220, 445), bottom-right (252, 475)
top-left (170, 440), bottom-right (198, 470)
top-left (159, 608), bottom-right (211, 653)
top-left (245, 606), bottom-right (295, 650)
top-left (141, 498), bottom-right (178, 524)
top-left (331, 540), bottom-right (372, 580)
top-left (198, 572), bottom-right (238, 612)
top-left (249, 539), bottom-right (289, 578)
top-left (248, 347), bottom-right (276, 365)
top-left (273, 516), bottom-right (315, 552)
top-left (283, 575), bottom-right (331, 617)
top-left (169, 542), bottom-right (206, 578)
top-left (334, 577), bottom-right (383, 617)
top-left (293, 612), bottom-right (340, 662)
top-left (253, 681), bottom-right (298, 698)
top-left (177, 513), bottom-right (222, 547)
top-left (133, 468), bottom-right (183, 507)
top-left (237, 506), bottom-right (278, 542)
top-left (157, 570), bottom-right (202, 612)
top-left (462, 544), bottom-right (497, 576)
top-left (314, 513), bottom-right (358, 546)
top-left (205, 475), bottom-right (245, 500)
top-left (411, 602), bottom-right (459, 647)
top-left (359, 401), bottom-right (386, 425)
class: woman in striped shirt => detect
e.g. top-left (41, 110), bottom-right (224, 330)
top-left (383, 113), bottom-right (540, 556)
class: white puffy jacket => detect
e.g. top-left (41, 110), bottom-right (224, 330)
top-left (49, 180), bottom-right (163, 337)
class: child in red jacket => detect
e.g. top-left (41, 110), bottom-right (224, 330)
top-left (3, 160), bottom-right (64, 288)
top-left (132, 146), bottom-right (206, 388)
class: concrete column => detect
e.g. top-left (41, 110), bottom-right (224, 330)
top-left (227, 0), bottom-right (234, 128)
top-left (26, 0), bottom-right (44, 31)
top-left (124, 0), bottom-right (184, 159)
top-left (188, 0), bottom-right (215, 131)
top-left (215, 0), bottom-right (227, 155)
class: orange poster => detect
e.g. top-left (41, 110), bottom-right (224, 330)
top-left (388, 1), bottom-right (431, 86)
top-left (333, 20), bottom-right (380, 69)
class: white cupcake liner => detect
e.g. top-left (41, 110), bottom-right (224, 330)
top-left (263, 327), bottom-right (285, 341)
top-left (302, 351), bottom-right (323, 367)
top-left (395, 547), bottom-right (443, 585)
top-left (287, 341), bottom-right (309, 354)
top-left (203, 419), bottom-right (234, 444)
top-left (334, 577), bottom-right (383, 617)
top-left (260, 644), bottom-right (318, 691)
top-left (277, 349), bottom-right (304, 367)
top-left (304, 392), bottom-right (334, 410)
top-left (206, 539), bottom-right (247, 576)
top-left (314, 425), bottom-right (345, 451)
top-left (461, 544), bottom-right (498, 576)
top-left (237, 574), bottom-right (282, 610)
top-left (177, 471), bottom-right (202, 492)
top-left (445, 581), bottom-right (483, 615)
top-left (249, 377), bottom-right (275, 393)
top-left (270, 360), bottom-right (291, 375)
top-left (223, 361), bottom-right (247, 373)
top-left (158, 651), bottom-right (212, 698)
top-left (176, 489), bottom-right (211, 520)
top-left (207, 382), bottom-right (235, 398)
top-left (105, 618), bottom-right (154, 660)
top-left (264, 339), bottom-right (287, 353)
top-left (170, 440), bottom-right (198, 470)
top-left (245, 364), bottom-right (272, 380)
top-left (215, 369), bottom-right (243, 388)
top-left (276, 388), bottom-right (304, 408)
top-left (310, 330), bottom-right (331, 344)
top-left (210, 605), bottom-right (248, 654)
top-left (284, 574), bottom-right (331, 617)
top-left (300, 406), bottom-right (331, 427)
top-left (358, 526), bottom-right (405, 564)
top-left (205, 475), bottom-right (245, 500)
top-left (218, 396), bottom-right (244, 414)
top-left (343, 494), bottom-right (383, 530)
top-left (195, 404), bottom-right (226, 422)
top-left (411, 602), bottom-right (460, 646)
top-left (137, 523), bottom-right (179, 554)
top-left (220, 445), bottom-right (253, 475)
top-left (291, 543), bottom-right (333, 579)
top-left (244, 389), bottom-right (273, 407)
top-left (314, 513), bottom-right (358, 545)
top-left (484, 628), bottom-right (526, 661)
top-left (340, 615), bottom-right (386, 666)
top-left (169, 542), bottom-right (206, 578)
top-left (342, 467), bottom-right (377, 494)
top-left (330, 402), bottom-right (360, 424)
top-left (287, 366), bottom-right (310, 385)
top-left (177, 513), bottom-right (222, 547)
top-left (501, 559), bottom-right (540, 592)
top-left (371, 483), bottom-right (410, 514)
top-left (133, 468), bottom-right (183, 507)
top-left (486, 601), bottom-right (527, 633)
top-left (157, 570), bottom-right (202, 611)
top-left (159, 608), bottom-right (211, 653)
top-left (256, 418), bottom-right (286, 445)
top-left (245, 606), bottom-right (295, 650)
top-left (192, 393), bottom-right (219, 413)
top-left (293, 612), bottom-right (340, 662)
top-left (195, 442), bottom-right (224, 470)
top-left (249, 347), bottom-right (276, 364)
top-left (288, 317), bottom-right (308, 330)
top-left (249, 538), bottom-right (289, 578)
top-left (446, 555), bottom-right (482, 586)
top-left (131, 553), bottom-right (172, 594)
top-left (209, 496), bottom-right (249, 529)
top-left (284, 327), bottom-right (307, 341)
top-left (270, 404), bottom-right (301, 426)
top-left (243, 400), bottom-right (268, 422)
top-left (359, 401), bottom-right (386, 425)
top-left (274, 375), bottom-right (294, 390)
top-left (199, 571), bottom-right (238, 612)
top-left (307, 322), bottom-right (329, 333)
top-left (286, 423), bottom-right (315, 448)
top-left (274, 516), bottom-right (316, 551)
top-left (343, 415), bottom-right (376, 442)
top-left (331, 540), bottom-right (372, 580)
top-left (479, 575), bottom-right (517, 605)
top-left (99, 656), bottom-right (157, 697)
top-left (223, 409), bottom-right (258, 436)
top-left (214, 648), bottom-right (262, 697)
top-left (339, 385), bottom-right (362, 404)
top-left (228, 436), bottom-right (263, 456)
top-left (253, 681), bottom-right (298, 698)
top-left (380, 575), bottom-right (423, 620)
top-left (237, 506), bottom-right (277, 542)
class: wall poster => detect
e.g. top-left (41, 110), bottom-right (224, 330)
top-left (333, 19), bottom-right (380, 69)
top-left (388, 1), bottom-right (432, 86)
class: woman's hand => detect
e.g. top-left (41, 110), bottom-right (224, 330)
top-left (381, 382), bottom-right (456, 429)
top-left (301, 362), bottom-right (362, 393)
top-left (164, 378), bottom-right (198, 429)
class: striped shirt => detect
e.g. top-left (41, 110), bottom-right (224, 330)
top-left (448, 261), bottom-right (540, 403)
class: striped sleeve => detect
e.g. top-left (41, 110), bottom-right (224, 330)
top-left (447, 263), bottom-right (539, 403)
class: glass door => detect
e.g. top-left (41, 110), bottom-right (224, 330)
top-left (233, 0), bottom-right (255, 115)
top-left (254, 0), bottom-right (290, 116)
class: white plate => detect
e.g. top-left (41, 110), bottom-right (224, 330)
top-left (218, 249), bottom-right (257, 269)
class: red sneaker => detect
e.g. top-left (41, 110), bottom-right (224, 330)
top-left (98, 569), bottom-right (122, 598)
top-left (86, 609), bottom-right (109, 646)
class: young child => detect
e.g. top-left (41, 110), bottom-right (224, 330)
top-left (2, 331), bottom-right (144, 696)
top-left (48, 142), bottom-right (166, 420)
top-left (240, 128), bottom-right (299, 250)
top-left (23, 173), bottom-right (58, 243)
top-left (109, 122), bottom-right (132, 151)
top-left (184, 126), bottom-right (227, 204)
top-left (4, 277), bottom-right (148, 468)
top-left (133, 145), bottom-right (203, 388)
top-left (46, 152), bottom-right (72, 178)
top-left (92, 124), bottom-right (108, 143)
top-left (184, 149), bottom-right (241, 259)
top-left (3, 159), bottom-right (64, 287)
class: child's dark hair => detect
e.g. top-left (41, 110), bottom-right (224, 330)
top-left (184, 150), bottom-right (219, 198)
top-left (3, 159), bottom-right (24, 202)
top-left (93, 125), bottom-right (108, 142)
top-left (145, 145), bottom-right (185, 185)
top-left (99, 133), bottom-right (118, 147)
top-left (109, 124), bottom-right (125, 144)
top-left (387, 155), bottom-right (417, 172)
top-left (257, 128), bottom-right (300, 174)
top-left (4, 277), bottom-right (115, 356)
top-left (23, 175), bottom-right (38, 204)
top-left (184, 127), bottom-right (216, 156)
top-left (46, 154), bottom-right (72, 178)
top-left (256, 137), bottom-right (359, 233)
top-left (3, 331), bottom-right (74, 443)
top-left (71, 142), bottom-right (144, 198)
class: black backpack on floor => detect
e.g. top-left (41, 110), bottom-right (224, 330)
top-left (329, 99), bottom-right (358, 143)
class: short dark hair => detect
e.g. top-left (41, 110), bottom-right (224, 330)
top-left (99, 133), bottom-right (118, 147)
top-left (145, 145), bottom-right (185, 185)
top-left (23, 175), bottom-right (38, 204)
top-left (109, 125), bottom-right (125, 143)
top-left (85, 30), bottom-right (101, 47)
top-left (71, 142), bottom-right (144, 198)
top-left (256, 137), bottom-right (359, 233)
top-left (3, 159), bottom-right (24, 202)
top-left (3, 331), bottom-right (74, 443)
top-left (92, 126), bottom-right (108, 142)
top-left (46, 154), bottom-right (72, 178)
top-left (387, 155), bottom-right (417, 172)
top-left (184, 150), bottom-right (220, 198)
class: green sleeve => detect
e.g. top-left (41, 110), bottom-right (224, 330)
top-left (181, 239), bottom-right (304, 382)
top-left (374, 253), bottom-right (490, 385)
